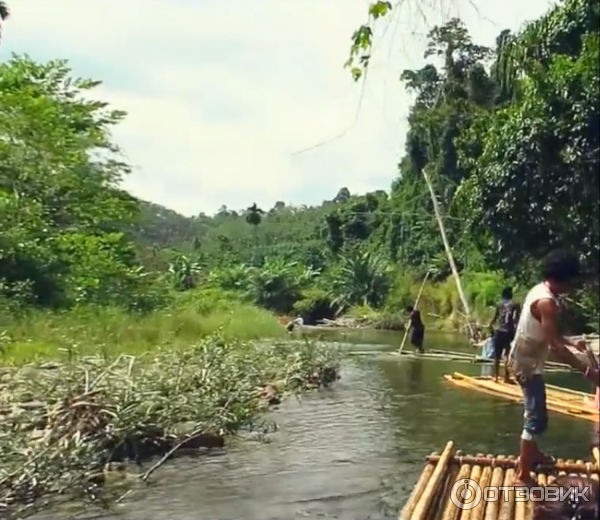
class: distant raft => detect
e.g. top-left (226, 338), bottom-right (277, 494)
top-left (400, 441), bottom-right (599, 520)
top-left (444, 372), bottom-right (599, 423)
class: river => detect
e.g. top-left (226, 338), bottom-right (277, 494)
top-left (93, 330), bottom-right (596, 520)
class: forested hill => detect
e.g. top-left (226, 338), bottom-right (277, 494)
top-left (2, 0), bottom-right (598, 331)
top-left (135, 2), bottom-right (599, 283)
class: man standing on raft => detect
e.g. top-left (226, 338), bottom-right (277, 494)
top-left (406, 305), bottom-right (425, 354)
top-left (489, 286), bottom-right (521, 383)
top-left (510, 249), bottom-right (599, 487)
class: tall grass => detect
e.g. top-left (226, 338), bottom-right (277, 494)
top-left (0, 289), bottom-right (286, 364)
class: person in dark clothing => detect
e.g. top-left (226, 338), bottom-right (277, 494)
top-left (489, 286), bottom-right (521, 382)
top-left (406, 305), bottom-right (425, 353)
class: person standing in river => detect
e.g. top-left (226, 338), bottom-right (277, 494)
top-left (510, 249), bottom-right (599, 488)
top-left (488, 286), bottom-right (521, 383)
top-left (405, 305), bottom-right (425, 353)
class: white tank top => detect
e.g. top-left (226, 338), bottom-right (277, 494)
top-left (510, 282), bottom-right (559, 374)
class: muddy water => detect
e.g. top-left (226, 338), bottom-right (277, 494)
top-left (100, 330), bottom-right (595, 520)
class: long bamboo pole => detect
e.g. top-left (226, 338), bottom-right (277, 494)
top-left (400, 456), bottom-right (437, 520)
top-left (398, 270), bottom-right (432, 355)
top-left (425, 455), bottom-right (597, 474)
top-left (421, 164), bottom-right (476, 340)
top-left (412, 441), bottom-right (455, 520)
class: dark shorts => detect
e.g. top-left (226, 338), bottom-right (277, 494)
top-left (411, 328), bottom-right (425, 349)
top-left (493, 329), bottom-right (514, 360)
top-left (517, 373), bottom-right (548, 436)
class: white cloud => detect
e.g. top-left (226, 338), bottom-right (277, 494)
top-left (1, 0), bottom-right (553, 215)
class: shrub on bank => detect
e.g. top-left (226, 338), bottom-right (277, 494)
top-left (0, 335), bottom-right (341, 519)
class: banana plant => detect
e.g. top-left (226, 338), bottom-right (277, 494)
top-left (167, 253), bottom-right (201, 291)
top-left (325, 247), bottom-right (393, 311)
top-left (247, 258), bottom-right (319, 313)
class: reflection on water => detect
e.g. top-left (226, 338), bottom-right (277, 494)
top-left (86, 330), bottom-right (597, 520)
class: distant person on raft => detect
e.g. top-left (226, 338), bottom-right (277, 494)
top-left (509, 249), bottom-right (599, 488)
top-left (405, 305), bottom-right (425, 353)
top-left (488, 286), bottom-right (521, 383)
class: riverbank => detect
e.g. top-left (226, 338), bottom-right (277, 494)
top-left (309, 307), bottom-right (489, 334)
top-left (0, 301), bottom-right (341, 519)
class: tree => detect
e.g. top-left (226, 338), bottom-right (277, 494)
top-left (0, 1), bottom-right (9, 45)
top-left (0, 56), bottom-right (157, 310)
top-left (456, 0), bottom-right (599, 277)
top-left (245, 203), bottom-right (264, 228)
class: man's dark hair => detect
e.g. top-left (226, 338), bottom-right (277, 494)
top-left (542, 249), bottom-right (580, 283)
top-left (405, 305), bottom-right (414, 313)
top-left (501, 286), bottom-right (513, 300)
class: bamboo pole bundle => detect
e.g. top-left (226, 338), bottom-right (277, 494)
top-left (425, 455), bottom-right (598, 474)
top-left (411, 441), bottom-right (455, 520)
top-left (444, 373), bottom-right (599, 422)
top-left (405, 445), bottom-right (598, 520)
top-left (448, 382), bottom-right (598, 422)
top-left (545, 381), bottom-right (596, 399)
top-left (451, 373), bottom-right (589, 403)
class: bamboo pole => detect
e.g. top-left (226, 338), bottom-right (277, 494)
top-left (425, 455), bottom-right (597, 474)
top-left (432, 464), bottom-right (459, 519)
top-left (447, 373), bottom-right (597, 409)
top-left (421, 165), bottom-right (476, 340)
top-left (498, 456), bottom-right (516, 520)
top-left (400, 457), bottom-right (437, 520)
top-left (444, 375), bottom-right (599, 422)
top-left (484, 455), bottom-right (506, 520)
top-left (514, 486), bottom-right (528, 520)
top-left (440, 463), bottom-right (471, 520)
top-left (398, 269), bottom-right (431, 356)
top-left (411, 441), bottom-right (455, 520)
top-left (465, 460), bottom-right (492, 520)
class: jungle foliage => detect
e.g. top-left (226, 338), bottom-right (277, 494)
top-left (1, 0), bottom-right (598, 333)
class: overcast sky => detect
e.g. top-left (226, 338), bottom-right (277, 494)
top-left (1, 0), bottom-right (553, 215)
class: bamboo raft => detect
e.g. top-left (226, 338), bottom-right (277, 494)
top-left (444, 372), bottom-right (599, 422)
top-left (472, 356), bottom-right (571, 372)
top-left (370, 349), bottom-right (572, 372)
top-left (401, 441), bottom-right (599, 520)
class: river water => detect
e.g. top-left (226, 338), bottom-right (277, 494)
top-left (94, 330), bottom-right (596, 520)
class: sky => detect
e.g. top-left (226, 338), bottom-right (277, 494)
top-left (1, 0), bottom-right (554, 216)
